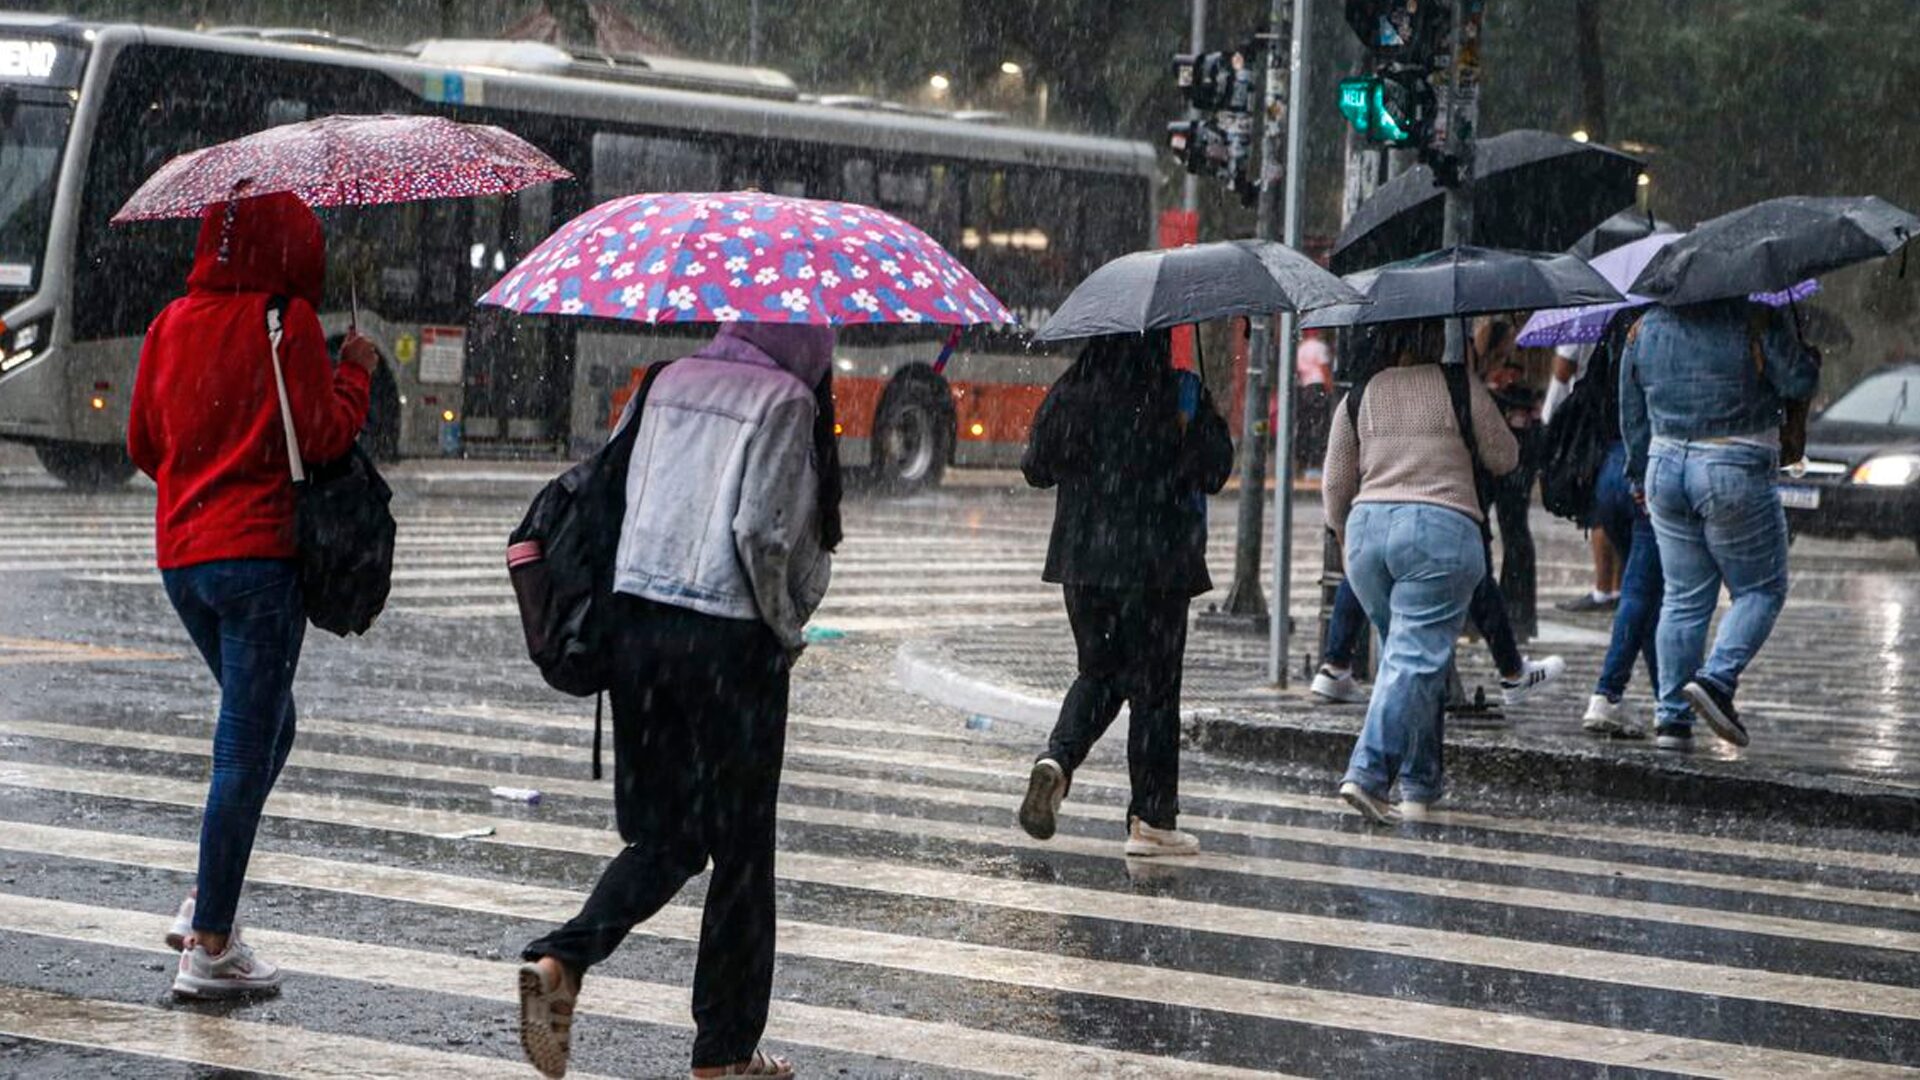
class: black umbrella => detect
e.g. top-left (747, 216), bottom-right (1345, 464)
top-left (1033, 239), bottom-right (1364, 343)
top-left (1629, 195), bottom-right (1919, 306)
top-left (1570, 208), bottom-right (1678, 259)
top-left (1330, 129), bottom-right (1645, 274)
top-left (1301, 246), bottom-right (1624, 330)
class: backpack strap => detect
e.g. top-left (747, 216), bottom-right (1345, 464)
top-left (1443, 364), bottom-right (1495, 544)
top-left (264, 295), bottom-right (304, 485)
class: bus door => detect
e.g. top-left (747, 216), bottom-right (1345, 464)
top-left (461, 185), bottom-right (561, 455)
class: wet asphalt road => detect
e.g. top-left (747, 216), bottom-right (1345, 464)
top-left (0, 472), bottom-right (1917, 1078)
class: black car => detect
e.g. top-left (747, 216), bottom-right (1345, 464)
top-left (1778, 361), bottom-right (1920, 555)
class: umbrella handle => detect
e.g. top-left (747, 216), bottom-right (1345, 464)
top-left (931, 326), bottom-right (962, 376)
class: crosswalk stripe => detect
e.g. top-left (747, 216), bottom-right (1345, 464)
top-left (0, 891), bottom-right (1283, 1079)
top-left (254, 712), bottom-right (1920, 914)
top-left (412, 700), bottom-right (1920, 880)
top-left (0, 984), bottom-right (602, 1080)
top-left (10, 716), bottom-right (1905, 951)
top-left (4, 819), bottom-right (1905, 1077)
top-left (0, 757), bottom-right (1909, 1022)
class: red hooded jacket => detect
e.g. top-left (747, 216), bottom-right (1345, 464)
top-left (127, 193), bottom-right (370, 569)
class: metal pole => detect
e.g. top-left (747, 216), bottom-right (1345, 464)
top-left (1183, 0), bottom-right (1206, 214)
top-left (1266, 0), bottom-right (1309, 685)
top-left (1221, 0), bottom-right (1289, 622)
top-left (749, 0), bottom-right (761, 65)
top-left (1440, 2), bottom-right (1482, 363)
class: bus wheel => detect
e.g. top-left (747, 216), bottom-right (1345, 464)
top-left (35, 441), bottom-right (137, 491)
top-left (872, 376), bottom-right (952, 494)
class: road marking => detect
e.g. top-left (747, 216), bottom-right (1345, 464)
top-left (425, 700), bottom-right (1920, 881)
top-left (2, 820), bottom-right (1905, 1078)
top-left (15, 715), bottom-right (1908, 948)
top-left (0, 758), bottom-right (1910, 1022)
top-left (254, 710), bottom-right (1920, 915)
top-left (0, 636), bottom-right (176, 666)
top-left (0, 983), bottom-right (600, 1080)
top-left (0, 892), bottom-right (1284, 1080)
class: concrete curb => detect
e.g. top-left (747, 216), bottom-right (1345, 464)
top-left (895, 643), bottom-right (1920, 833)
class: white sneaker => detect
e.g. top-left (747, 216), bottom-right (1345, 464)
top-left (1124, 817), bottom-right (1200, 857)
top-left (1501, 656), bottom-right (1565, 706)
top-left (1310, 665), bottom-right (1369, 704)
top-left (1581, 694), bottom-right (1646, 738)
top-left (165, 894), bottom-right (194, 952)
top-left (1339, 781), bottom-right (1399, 825)
top-left (172, 930), bottom-right (282, 999)
top-left (1017, 758), bottom-right (1067, 841)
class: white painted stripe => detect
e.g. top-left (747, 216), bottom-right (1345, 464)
top-left (416, 701), bottom-right (1920, 881)
top-left (4, 820), bottom-right (1902, 1078)
top-left (278, 712), bottom-right (1920, 914)
top-left (0, 984), bottom-right (601, 1080)
top-left (0, 758), bottom-right (1910, 1023)
top-left (7, 715), bottom-right (1893, 951)
top-left (0, 892), bottom-right (1281, 1079)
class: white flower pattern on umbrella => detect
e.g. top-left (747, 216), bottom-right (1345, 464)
top-left (478, 191), bottom-right (1015, 328)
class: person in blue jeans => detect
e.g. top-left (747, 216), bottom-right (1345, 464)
top-left (1581, 439), bottom-right (1662, 738)
top-left (1621, 299), bottom-right (1820, 749)
top-left (1321, 321), bottom-right (1520, 824)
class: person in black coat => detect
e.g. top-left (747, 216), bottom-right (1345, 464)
top-left (1015, 330), bottom-right (1234, 857)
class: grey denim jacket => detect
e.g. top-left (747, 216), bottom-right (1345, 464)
top-left (611, 326), bottom-right (833, 652)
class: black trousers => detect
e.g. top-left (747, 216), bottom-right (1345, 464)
top-left (523, 596), bottom-right (789, 1069)
top-left (1492, 439), bottom-right (1539, 642)
top-left (1042, 585), bottom-right (1189, 830)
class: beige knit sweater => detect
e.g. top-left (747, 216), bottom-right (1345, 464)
top-left (1321, 365), bottom-right (1520, 546)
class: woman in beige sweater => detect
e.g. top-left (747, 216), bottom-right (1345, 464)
top-left (1321, 320), bottom-right (1519, 823)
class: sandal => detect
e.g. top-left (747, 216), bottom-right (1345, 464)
top-left (518, 960), bottom-right (577, 1079)
top-left (692, 1050), bottom-right (795, 1079)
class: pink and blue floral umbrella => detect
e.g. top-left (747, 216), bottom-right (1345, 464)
top-left (479, 191), bottom-right (1016, 328)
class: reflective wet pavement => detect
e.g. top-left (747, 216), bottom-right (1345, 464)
top-left (0, 472), bottom-right (1916, 1077)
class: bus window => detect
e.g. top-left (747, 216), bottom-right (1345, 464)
top-left (591, 132), bottom-right (720, 200)
top-left (0, 87), bottom-right (71, 293)
top-left (960, 167), bottom-right (1070, 329)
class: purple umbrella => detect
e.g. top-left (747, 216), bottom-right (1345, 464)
top-left (1517, 232), bottom-right (1818, 348)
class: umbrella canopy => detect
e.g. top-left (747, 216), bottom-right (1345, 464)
top-left (1518, 232), bottom-right (1819, 348)
top-left (1330, 129), bottom-right (1644, 274)
top-left (480, 191), bottom-right (1013, 326)
top-left (1629, 195), bottom-right (1919, 306)
top-left (112, 114), bottom-right (570, 223)
top-left (1302, 246), bottom-right (1623, 330)
top-left (1033, 240), bottom-right (1364, 343)
top-left (1570, 208), bottom-right (1678, 259)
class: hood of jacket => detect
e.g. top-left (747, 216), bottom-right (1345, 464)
top-left (692, 322), bottom-right (835, 389)
top-left (185, 192), bottom-right (325, 306)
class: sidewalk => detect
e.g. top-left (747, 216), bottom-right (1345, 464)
top-left (898, 615), bottom-right (1920, 832)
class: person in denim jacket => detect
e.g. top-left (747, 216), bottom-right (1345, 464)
top-left (1620, 298), bottom-right (1820, 750)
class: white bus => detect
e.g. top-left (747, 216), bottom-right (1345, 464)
top-left (0, 14), bottom-right (1156, 489)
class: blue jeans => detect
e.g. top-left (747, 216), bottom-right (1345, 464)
top-left (1645, 440), bottom-right (1789, 727)
top-left (162, 559), bottom-right (305, 935)
top-left (1341, 503), bottom-right (1486, 803)
top-left (1591, 442), bottom-right (1661, 701)
top-left (1326, 564), bottom-right (1520, 679)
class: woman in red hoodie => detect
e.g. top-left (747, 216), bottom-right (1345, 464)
top-left (127, 192), bottom-right (375, 999)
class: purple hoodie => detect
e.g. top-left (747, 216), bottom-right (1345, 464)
top-left (692, 322), bottom-right (835, 390)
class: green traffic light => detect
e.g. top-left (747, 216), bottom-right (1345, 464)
top-left (1338, 75), bottom-right (1413, 145)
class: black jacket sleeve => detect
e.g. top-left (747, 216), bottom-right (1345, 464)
top-left (1022, 382), bottom-right (1083, 489)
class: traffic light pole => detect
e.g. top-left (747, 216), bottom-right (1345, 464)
top-left (1184, 0), bottom-right (1207, 215)
top-left (1220, 0), bottom-right (1291, 624)
top-left (1439, 1), bottom-right (1484, 361)
top-left (1265, 0), bottom-right (1310, 685)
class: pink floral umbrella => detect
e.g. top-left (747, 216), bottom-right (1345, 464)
top-left (111, 114), bottom-right (570, 223)
top-left (478, 191), bottom-right (1015, 328)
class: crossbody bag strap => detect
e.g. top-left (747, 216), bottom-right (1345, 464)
top-left (265, 295), bottom-right (305, 485)
top-left (1444, 364), bottom-right (1496, 546)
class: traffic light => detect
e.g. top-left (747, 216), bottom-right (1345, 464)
top-left (1343, 0), bottom-right (1453, 66)
top-left (1168, 44), bottom-right (1259, 203)
top-left (1337, 75), bottom-right (1416, 145)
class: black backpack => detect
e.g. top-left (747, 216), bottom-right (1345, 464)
top-left (266, 298), bottom-right (396, 637)
top-left (507, 360), bottom-right (673, 778)
top-left (1538, 316), bottom-right (1635, 523)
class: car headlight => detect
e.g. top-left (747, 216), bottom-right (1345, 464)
top-left (1852, 454), bottom-right (1920, 487)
